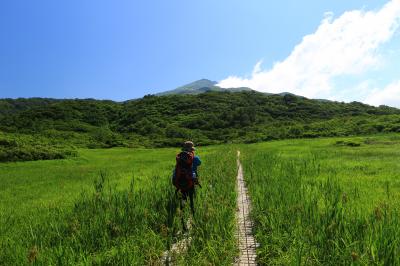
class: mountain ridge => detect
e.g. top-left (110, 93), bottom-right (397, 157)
top-left (156, 79), bottom-right (253, 96)
top-left (155, 78), bottom-right (309, 99)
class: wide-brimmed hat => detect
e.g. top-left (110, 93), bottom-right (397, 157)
top-left (182, 141), bottom-right (195, 151)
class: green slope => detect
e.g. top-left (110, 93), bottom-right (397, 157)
top-left (1, 91), bottom-right (400, 161)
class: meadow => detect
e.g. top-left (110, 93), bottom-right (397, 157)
top-left (240, 134), bottom-right (400, 265)
top-left (0, 146), bottom-right (238, 265)
top-left (1, 134), bottom-right (400, 265)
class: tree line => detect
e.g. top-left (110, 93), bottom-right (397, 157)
top-left (1, 91), bottom-right (399, 161)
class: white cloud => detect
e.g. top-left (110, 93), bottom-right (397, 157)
top-left (252, 60), bottom-right (263, 75)
top-left (217, 0), bottom-right (400, 100)
top-left (365, 80), bottom-right (400, 107)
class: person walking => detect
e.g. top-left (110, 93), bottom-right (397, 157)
top-left (173, 141), bottom-right (201, 217)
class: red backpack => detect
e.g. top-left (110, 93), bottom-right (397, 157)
top-left (174, 151), bottom-right (194, 191)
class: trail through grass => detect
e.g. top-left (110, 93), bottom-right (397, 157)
top-left (235, 151), bottom-right (257, 265)
top-left (2, 134), bottom-right (399, 264)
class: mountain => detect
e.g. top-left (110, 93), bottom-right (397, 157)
top-left (156, 79), bottom-right (252, 95)
top-left (155, 79), bottom-right (305, 97)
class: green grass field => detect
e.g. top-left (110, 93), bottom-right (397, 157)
top-left (240, 134), bottom-right (400, 265)
top-left (0, 146), bottom-right (238, 265)
top-left (1, 134), bottom-right (400, 265)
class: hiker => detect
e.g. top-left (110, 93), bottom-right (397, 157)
top-left (172, 141), bottom-right (201, 216)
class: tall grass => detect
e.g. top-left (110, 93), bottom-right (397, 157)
top-left (241, 148), bottom-right (400, 265)
top-left (1, 171), bottom-right (171, 265)
top-left (0, 146), bottom-right (238, 265)
top-left (178, 148), bottom-right (238, 265)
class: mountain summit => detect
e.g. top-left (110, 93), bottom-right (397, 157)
top-left (156, 79), bottom-right (251, 96)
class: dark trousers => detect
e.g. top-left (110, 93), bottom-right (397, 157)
top-left (180, 187), bottom-right (195, 216)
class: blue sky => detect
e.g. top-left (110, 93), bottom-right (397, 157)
top-left (1, 0), bottom-right (399, 106)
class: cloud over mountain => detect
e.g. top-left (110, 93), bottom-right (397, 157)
top-left (217, 0), bottom-right (400, 103)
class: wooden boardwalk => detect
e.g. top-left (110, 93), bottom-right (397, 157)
top-left (235, 151), bottom-right (258, 265)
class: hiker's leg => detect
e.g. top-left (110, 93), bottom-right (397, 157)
top-left (180, 191), bottom-right (188, 231)
top-left (179, 191), bottom-right (186, 210)
top-left (179, 196), bottom-right (184, 211)
top-left (189, 188), bottom-right (195, 216)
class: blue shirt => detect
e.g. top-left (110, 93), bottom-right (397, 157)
top-left (193, 155), bottom-right (201, 178)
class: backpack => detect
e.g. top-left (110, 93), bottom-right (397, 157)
top-left (173, 151), bottom-right (194, 192)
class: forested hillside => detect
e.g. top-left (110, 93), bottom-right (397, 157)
top-left (1, 91), bottom-right (400, 161)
